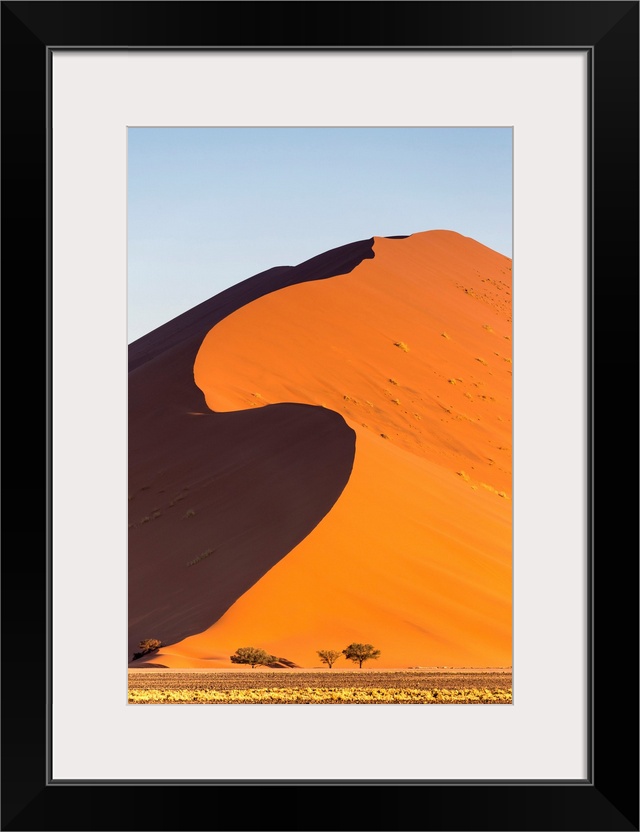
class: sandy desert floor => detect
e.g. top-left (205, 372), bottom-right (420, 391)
top-left (128, 667), bottom-right (512, 703)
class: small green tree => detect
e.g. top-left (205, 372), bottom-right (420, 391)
top-left (131, 638), bottom-right (163, 661)
top-left (342, 643), bottom-right (381, 669)
top-left (317, 649), bottom-right (341, 669)
top-left (230, 646), bottom-right (277, 669)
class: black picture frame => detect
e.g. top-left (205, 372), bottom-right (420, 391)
top-left (2, 2), bottom-right (638, 830)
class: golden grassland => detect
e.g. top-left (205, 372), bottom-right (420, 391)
top-left (129, 687), bottom-right (512, 704)
top-left (128, 669), bottom-right (512, 704)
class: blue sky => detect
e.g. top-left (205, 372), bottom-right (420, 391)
top-left (128, 127), bottom-right (512, 343)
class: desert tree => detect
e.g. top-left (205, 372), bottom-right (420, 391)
top-left (131, 638), bottom-right (163, 661)
top-left (342, 643), bottom-right (381, 668)
top-left (230, 646), bottom-right (277, 669)
top-left (317, 649), bottom-right (341, 669)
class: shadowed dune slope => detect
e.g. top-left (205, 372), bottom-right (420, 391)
top-left (154, 230), bottom-right (512, 669)
top-left (128, 240), bottom-right (374, 661)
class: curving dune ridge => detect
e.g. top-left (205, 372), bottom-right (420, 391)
top-left (133, 230), bottom-right (512, 669)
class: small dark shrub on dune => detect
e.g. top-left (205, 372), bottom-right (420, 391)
top-left (131, 638), bottom-right (163, 661)
top-left (230, 646), bottom-right (277, 669)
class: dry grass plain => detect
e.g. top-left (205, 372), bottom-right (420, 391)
top-left (128, 668), bottom-right (512, 704)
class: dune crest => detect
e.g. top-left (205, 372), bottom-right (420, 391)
top-left (156, 230), bottom-right (512, 668)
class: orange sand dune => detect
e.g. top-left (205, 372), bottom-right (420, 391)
top-left (154, 230), bottom-right (512, 669)
top-left (128, 240), bottom-right (372, 661)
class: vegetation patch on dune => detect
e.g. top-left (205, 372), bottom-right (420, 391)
top-left (186, 548), bottom-right (215, 567)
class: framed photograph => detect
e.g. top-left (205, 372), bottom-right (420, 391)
top-left (3, 2), bottom-right (637, 830)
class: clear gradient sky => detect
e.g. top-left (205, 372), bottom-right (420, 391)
top-left (128, 127), bottom-right (512, 343)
